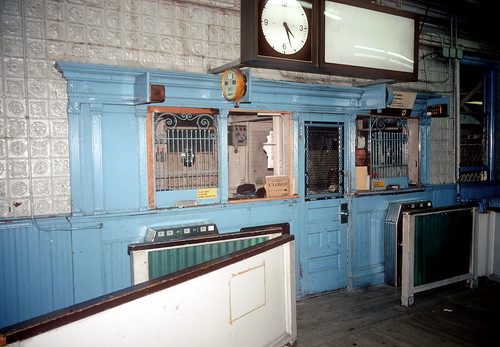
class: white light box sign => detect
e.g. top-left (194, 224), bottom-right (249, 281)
top-left (322, 0), bottom-right (419, 81)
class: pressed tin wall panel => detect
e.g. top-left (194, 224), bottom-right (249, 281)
top-left (0, 0), bottom-right (241, 218)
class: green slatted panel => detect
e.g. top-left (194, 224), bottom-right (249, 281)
top-left (148, 237), bottom-right (269, 280)
top-left (413, 209), bottom-right (473, 286)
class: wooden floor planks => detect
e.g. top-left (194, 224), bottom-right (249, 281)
top-left (296, 279), bottom-right (500, 346)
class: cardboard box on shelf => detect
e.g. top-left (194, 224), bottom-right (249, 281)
top-left (355, 166), bottom-right (369, 190)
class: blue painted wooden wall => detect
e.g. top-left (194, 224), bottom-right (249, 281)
top-left (1, 62), bottom-right (499, 328)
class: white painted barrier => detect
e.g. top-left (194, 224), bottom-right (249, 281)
top-left (1, 232), bottom-right (296, 347)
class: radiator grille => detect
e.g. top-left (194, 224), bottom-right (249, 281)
top-left (148, 237), bottom-right (269, 280)
top-left (413, 209), bottom-right (473, 286)
top-left (154, 112), bottom-right (218, 191)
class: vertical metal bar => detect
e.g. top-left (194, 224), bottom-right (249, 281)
top-left (202, 129), bottom-right (205, 188)
top-left (193, 128), bottom-right (197, 189)
top-left (399, 131), bottom-right (402, 177)
top-left (183, 128), bottom-right (187, 190)
top-left (189, 128), bottom-right (192, 189)
top-left (206, 129), bottom-right (209, 187)
top-left (376, 124), bottom-right (378, 178)
top-left (385, 132), bottom-right (388, 177)
top-left (160, 126), bottom-right (164, 191)
top-left (399, 131), bottom-right (403, 177)
top-left (374, 131), bottom-right (377, 180)
top-left (182, 128), bottom-right (185, 190)
top-left (186, 129), bottom-right (190, 190)
top-left (379, 132), bottom-right (383, 178)
top-left (396, 131), bottom-right (400, 177)
top-left (373, 132), bottom-right (380, 178)
top-left (378, 132), bottom-right (381, 177)
top-left (165, 134), bottom-right (168, 189)
top-left (192, 128), bottom-right (196, 189)
top-left (169, 128), bottom-right (173, 190)
top-left (402, 130), bottom-right (405, 177)
top-left (395, 131), bottom-right (398, 177)
top-left (402, 130), bottom-right (405, 176)
top-left (159, 130), bottom-right (163, 191)
top-left (187, 128), bottom-right (191, 189)
top-left (197, 129), bottom-right (201, 188)
top-left (170, 128), bottom-right (174, 190)
top-left (197, 128), bottom-right (200, 188)
top-left (391, 131), bottom-right (394, 177)
top-left (163, 129), bottom-right (167, 191)
top-left (389, 131), bottom-right (392, 178)
top-left (212, 128), bottom-right (215, 187)
top-left (393, 131), bottom-right (396, 177)
top-left (385, 132), bottom-right (388, 178)
top-left (376, 132), bottom-right (379, 177)
top-left (190, 128), bottom-right (195, 189)
top-left (395, 131), bottom-right (399, 177)
top-left (207, 128), bottom-right (211, 187)
top-left (391, 132), bottom-right (395, 177)
top-left (178, 128), bottom-right (181, 190)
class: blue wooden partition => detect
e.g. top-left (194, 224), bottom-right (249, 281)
top-left (1, 62), bottom-right (499, 328)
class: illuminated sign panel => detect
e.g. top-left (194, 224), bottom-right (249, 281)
top-left (323, 1), bottom-right (415, 72)
top-left (320, 0), bottom-right (419, 81)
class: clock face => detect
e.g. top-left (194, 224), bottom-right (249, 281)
top-left (260, 0), bottom-right (310, 57)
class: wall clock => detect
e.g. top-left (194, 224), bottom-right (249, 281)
top-left (260, 0), bottom-right (310, 57)
top-left (258, 0), bottom-right (313, 62)
top-left (235, 0), bottom-right (316, 73)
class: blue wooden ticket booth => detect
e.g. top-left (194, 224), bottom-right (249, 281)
top-left (1, 61), bottom-right (498, 329)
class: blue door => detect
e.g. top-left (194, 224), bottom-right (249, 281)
top-left (298, 120), bottom-right (348, 296)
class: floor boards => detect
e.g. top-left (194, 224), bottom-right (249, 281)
top-left (296, 279), bottom-right (500, 347)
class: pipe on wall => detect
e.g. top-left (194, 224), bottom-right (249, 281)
top-left (454, 58), bottom-right (461, 200)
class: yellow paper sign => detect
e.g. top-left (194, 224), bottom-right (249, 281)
top-left (197, 188), bottom-right (217, 199)
top-left (373, 180), bottom-right (385, 189)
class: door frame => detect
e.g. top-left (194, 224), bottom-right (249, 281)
top-left (297, 113), bottom-right (350, 297)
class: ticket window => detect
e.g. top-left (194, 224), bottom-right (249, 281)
top-left (228, 111), bottom-right (294, 201)
top-left (356, 115), bottom-right (419, 191)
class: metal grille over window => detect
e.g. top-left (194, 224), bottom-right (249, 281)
top-left (305, 123), bottom-right (344, 200)
top-left (459, 113), bottom-right (488, 183)
top-left (154, 112), bottom-right (218, 191)
top-left (369, 117), bottom-right (409, 180)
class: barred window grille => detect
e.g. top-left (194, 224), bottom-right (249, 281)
top-left (459, 115), bottom-right (488, 183)
top-left (368, 117), bottom-right (409, 179)
top-left (458, 62), bottom-right (493, 183)
top-left (154, 112), bottom-right (218, 191)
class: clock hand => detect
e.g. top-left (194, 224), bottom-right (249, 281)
top-left (283, 22), bottom-right (295, 47)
